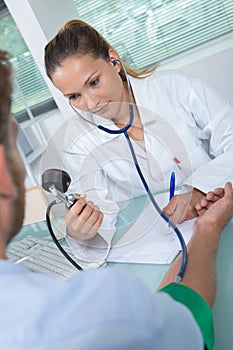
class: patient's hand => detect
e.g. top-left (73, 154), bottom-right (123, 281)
top-left (195, 182), bottom-right (233, 231)
top-left (195, 187), bottom-right (224, 215)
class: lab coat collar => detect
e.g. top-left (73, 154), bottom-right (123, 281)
top-left (129, 75), bottom-right (157, 126)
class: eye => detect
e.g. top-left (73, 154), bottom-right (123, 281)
top-left (68, 94), bottom-right (80, 101)
top-left (90, 78), bottom-right (99, 87)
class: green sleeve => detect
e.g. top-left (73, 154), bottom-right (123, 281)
top-left (160, 283), bottom-right (214, 350)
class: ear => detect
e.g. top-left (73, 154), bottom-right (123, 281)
top-left (0, 145), bottom-right (15, 199)
top-left (108, 48), bottom-right (121, 72)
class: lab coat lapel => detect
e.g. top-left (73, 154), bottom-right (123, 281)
top-left (130, 76), bottom-right (191, 174)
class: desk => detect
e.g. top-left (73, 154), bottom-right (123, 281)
top-left (17, 208), bottom-right (233, 350)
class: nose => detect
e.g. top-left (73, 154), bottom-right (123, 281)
top-left (84, 93), bottom-right (100, 111)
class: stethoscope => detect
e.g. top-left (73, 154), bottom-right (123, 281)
top-left (66, 58), bottom-right (187, 282)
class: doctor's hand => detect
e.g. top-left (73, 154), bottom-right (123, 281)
top-left (162, 188), bottom-right (205, 224)
top-left (65, 194), bottom-right (104, 241)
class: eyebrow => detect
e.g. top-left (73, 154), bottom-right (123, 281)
top-left (64, 71), bottom-right (98, 98)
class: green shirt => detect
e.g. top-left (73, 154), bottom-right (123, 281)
top-left (160, 283), bottom-right (214, 350)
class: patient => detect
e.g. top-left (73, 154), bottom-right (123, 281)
top-left (0, 48), bottom-right (232, 350)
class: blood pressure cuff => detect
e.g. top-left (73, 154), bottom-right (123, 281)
top-left (160, 283), bottom-right (214, 350)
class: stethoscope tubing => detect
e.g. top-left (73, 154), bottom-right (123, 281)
top-left (99, 104), bottom-right (187, 281)
top-left (123, 129), bottom-right (187, 282)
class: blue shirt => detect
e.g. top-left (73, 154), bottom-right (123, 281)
top-left (0, 260), bottom-right (204, 350)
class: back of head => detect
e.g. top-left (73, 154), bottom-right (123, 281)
top-left (0, 49), bottom-right (12, 149)
top-left (44, 19), bottom-right (111, 80)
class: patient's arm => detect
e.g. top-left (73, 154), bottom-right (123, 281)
top-left (158, 182), bottom-right (233, 307)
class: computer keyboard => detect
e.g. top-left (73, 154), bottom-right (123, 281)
top-left (7, 236), bottom-right (104, 280)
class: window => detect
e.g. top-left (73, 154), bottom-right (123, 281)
top-left (73, 0), bottom-right (233, 69)
top-left (0, 0), bottom-right (57, 123)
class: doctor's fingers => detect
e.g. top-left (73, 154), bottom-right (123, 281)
top-left (162, 195), bottom-right (179, 216)
top-left (65, 196), bottom-right (87, 229)
top-left (78, 209), bottom-right (104, 240)
top-left (66, 197), bottom-right (100, 224)
top-left (170, 202), bottom-right (198, 224)
top-left (163, 196), bottom-right (186, 223)
top-left (66, 202), bottom-right (103, 240)
top-left (66, 196), bottom-right (88, 219)
top-left (174, 189), bottom-right (206, 223)
top-left (76, 202), bottom-right (103, 229)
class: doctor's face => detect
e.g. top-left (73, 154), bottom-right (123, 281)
top-left (51, 54), bottom-right (129, 121)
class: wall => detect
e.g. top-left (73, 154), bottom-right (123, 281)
top-left (160, 32), bottom-right (233, 105)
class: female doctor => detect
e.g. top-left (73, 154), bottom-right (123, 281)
top-left (44, 19), bottom-right (233, 262)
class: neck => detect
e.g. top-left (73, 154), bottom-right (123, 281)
top-left (114, 104), bottom-right (140, 127)
top-left (113, 80), bottom-right (144, 141)
top-left (115, 107), bottom-right (144, 141)
top-left (114, 81), bottom-right (137, 123)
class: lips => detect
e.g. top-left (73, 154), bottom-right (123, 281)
top-left (93, 103), bottom-right (108, 115)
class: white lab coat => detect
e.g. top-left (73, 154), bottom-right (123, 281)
top-left (63, 69), bottom-right (233, 262)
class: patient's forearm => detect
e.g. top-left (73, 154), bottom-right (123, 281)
top-left (158, 222), bottom-right (221, 307)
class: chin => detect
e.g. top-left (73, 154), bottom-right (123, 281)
top-left (99, 101), bottom-right (121, 119)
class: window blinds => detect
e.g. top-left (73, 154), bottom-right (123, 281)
top-left (73, 0), bottom-right (233, 69)
top-left (0, 2), bottom-right (56, 122)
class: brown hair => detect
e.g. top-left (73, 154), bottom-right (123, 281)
top-left (44, 19), bottom-right (157, 81)
top-left (0, 49), bottom-right (12, 148)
